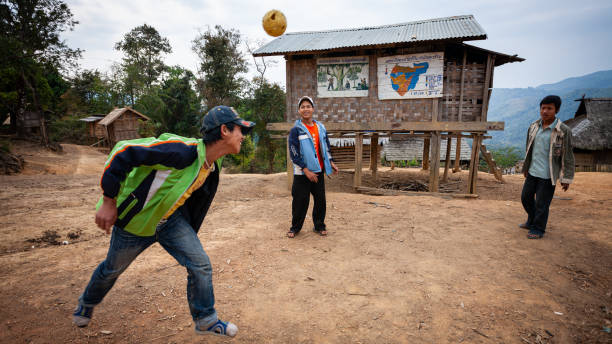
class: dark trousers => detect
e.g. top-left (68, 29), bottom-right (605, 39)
top-left (291, 173), bottom-right (326, 233)
top-left (521, 173), bottom-right (556, 233)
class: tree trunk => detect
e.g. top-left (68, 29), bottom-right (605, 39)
top-left (21, 70), bottom-right (49, 146)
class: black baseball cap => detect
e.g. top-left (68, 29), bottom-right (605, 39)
top-left (200, 106), bottom-right (255, 135)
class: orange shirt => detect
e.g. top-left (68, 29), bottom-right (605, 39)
top-left (305, 122), bottom-right (324, 169)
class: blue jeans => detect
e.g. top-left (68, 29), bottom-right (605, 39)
top-left (78, 210), bottom-right (217, 326)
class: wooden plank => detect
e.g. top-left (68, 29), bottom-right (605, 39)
top-left (428, 131), bottom-right (441, 192)
top-left (286, 139), bottom-right (293, 190)
top-left (458, 48), bottom-right (467, 121)
top-left (432, 98), bottom-right (438, 122)
top-left (285, 58), bottom-right (292, 122)
top-left (267, 121), bottom-right (505, 132)
top-left (370, 133), bottom-right (379, 179)
top-left (481, 54), bottom-right (493, 122)
top-left (422, 137), bottom-right (430, 170)
top-left (453, 133), bottom-right (462, 172)
top-left (442, 136), bottom-right (452, 182)
top-left (354, 133), bottom-right (363, 188)
top-left (356, 186), bottom-right (478, 199)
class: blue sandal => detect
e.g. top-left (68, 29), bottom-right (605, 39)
top-left (195, 319), bottom-right (238, 337)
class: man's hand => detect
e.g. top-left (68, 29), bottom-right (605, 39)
top-left (331, 161), bottom-right (339, 176)
top-left (523, 170), bottom-right (528, 178)
top-left (561, 183), bottom-right (570, 191)
top-left (95, 196), bottom-right (117, 234)
top-left (303, 168), bottom-right (318, 183)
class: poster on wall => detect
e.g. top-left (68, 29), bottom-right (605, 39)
top-left (377, 52), bottom-right (444, 100)
top-left (317, 56), bottom-right (369, 98)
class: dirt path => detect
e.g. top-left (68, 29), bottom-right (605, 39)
top-left (0, 142), bottom-right (610, 343)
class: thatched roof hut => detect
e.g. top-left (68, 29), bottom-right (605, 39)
top-left (564, 98), bottom-right (612, 172)
top-left (98, 107), bottom-right (150, 147)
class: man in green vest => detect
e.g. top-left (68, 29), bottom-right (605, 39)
top-left (72, 106), bottom-right (254, 337)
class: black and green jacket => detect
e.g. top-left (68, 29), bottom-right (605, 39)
top-left (98, 133), bottom-right (222, 236)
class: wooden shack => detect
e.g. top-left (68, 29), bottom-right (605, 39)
top-left (564, 98), bottom-right (612, 172)
top-left (97, 107), bottom-right (150, 148)
top-left (257, 15), bottom-right (523, 194)
top-left (79, 115), bottom-right (106, 139)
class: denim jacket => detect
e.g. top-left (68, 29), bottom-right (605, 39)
top-left (522, 119), bottom-right (575, 185)
top-left (288, 119), bottom-right (333, 176)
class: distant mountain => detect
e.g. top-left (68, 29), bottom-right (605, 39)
top-left (486, 70), bottom-right (612, 150)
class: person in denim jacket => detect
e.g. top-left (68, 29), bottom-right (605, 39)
top-left (520, 95), bottom-right (575, 239)
top-left (287, 96), bottom-right (338, 238)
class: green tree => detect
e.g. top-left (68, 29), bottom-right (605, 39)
top-left (243, 77), bottom-right (285, 173)
top-left (114, 24), bottom-right (172, 94)
top-left (0, 0), bottom-right (82, 143)
top-left (63, 69), bottom-right (113, 115)
top-left (134, 66), bottom-right (201, 137)
top-left (192, 25), bottom-right (247, 109)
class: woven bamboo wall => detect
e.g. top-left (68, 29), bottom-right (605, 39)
top-left (113, 112), bottom-right (142, 141)
top-left (331, 145), bottom-right (373, 169)
top-left (286, 45), bottom-right (487, 123)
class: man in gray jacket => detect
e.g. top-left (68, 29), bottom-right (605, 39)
top-left (520, 95), bottom-right (575, 239)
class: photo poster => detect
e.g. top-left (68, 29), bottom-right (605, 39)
top-left (377, 52), bottom-right (444, 100)
top-left (316, 56), bottom-right (369, 98)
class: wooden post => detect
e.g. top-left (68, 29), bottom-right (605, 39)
top-left (458, 48), bottom-right (467, 122)
top-left (481, 54), bottom-right (493, 122)
top-left (285, 57), bottom-right (292, 121)
top-left (453, 133), bottom-right (462, 172)
top-left (429, 131), bottom-right (441, 192)
top-left (442, 136), bottom-right (452, 182)
top-left (467, 135), bottom-right (482, 194)
top-left (369, 133), bottom-right (379, 179)
top-left (354, 132), bottom-right (363, 188)
top-left (422, 137), bottom-right (430, 170)
top-left (286, 139), bottom-right (293, 190)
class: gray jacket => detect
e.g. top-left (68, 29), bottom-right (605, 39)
top-left (522, 118), bottom-right (575, 185)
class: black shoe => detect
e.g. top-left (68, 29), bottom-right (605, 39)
top-left (518, 223), bottom-right (530, 230)
top-left (527, 229), bottom-right (544, 239)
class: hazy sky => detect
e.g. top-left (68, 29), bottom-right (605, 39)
top-left (63, 0), bottom-right (612, 89)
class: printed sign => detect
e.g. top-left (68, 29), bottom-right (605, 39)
top-left (317, 56), bottom-right (369, 98)
top-left (377, 52), bottom-right (444, 99)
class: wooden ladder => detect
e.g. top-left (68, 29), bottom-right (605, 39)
top-left (480, 145), bottom-right (504, 182)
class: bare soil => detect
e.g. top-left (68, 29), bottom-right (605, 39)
top-left (0, 141), bottom-right (610, 343)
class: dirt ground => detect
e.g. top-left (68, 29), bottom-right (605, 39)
top-left (0, 141), bottom-right (610, 344)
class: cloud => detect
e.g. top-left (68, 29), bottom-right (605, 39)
top-left (63, 0), bottom-right (612, 89)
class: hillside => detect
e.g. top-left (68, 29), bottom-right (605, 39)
top-left (487, 70), bottom-right (612, 148)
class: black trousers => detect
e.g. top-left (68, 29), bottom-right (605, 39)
top-left (521, 173), bottom-right (556, 233)
top-left (290, 173), bottom-right (326, 233)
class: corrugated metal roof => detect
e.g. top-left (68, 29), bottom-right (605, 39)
top-left (253, 15), bottom-right (486, 56)
top-left (79, 115), bottom-right (105, 123)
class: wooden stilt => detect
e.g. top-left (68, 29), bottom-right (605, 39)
top-left (370, 133), bottom-right (379, 179)
top-left (354, 132), bottom-right (363, 188)
top-left (453, 133), bottom-right (462, 172)
top-left (422, 137), bottom-right (430, 170)
top-left (467, 135), bottom-right (482, 194)
top-left (429, 131), bottom-right (441, 192)
top-left (442, 136), bottom-right (452, 182)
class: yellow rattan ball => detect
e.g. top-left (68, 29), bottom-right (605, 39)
top-left (262, 10), bottom-right (287, 37)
